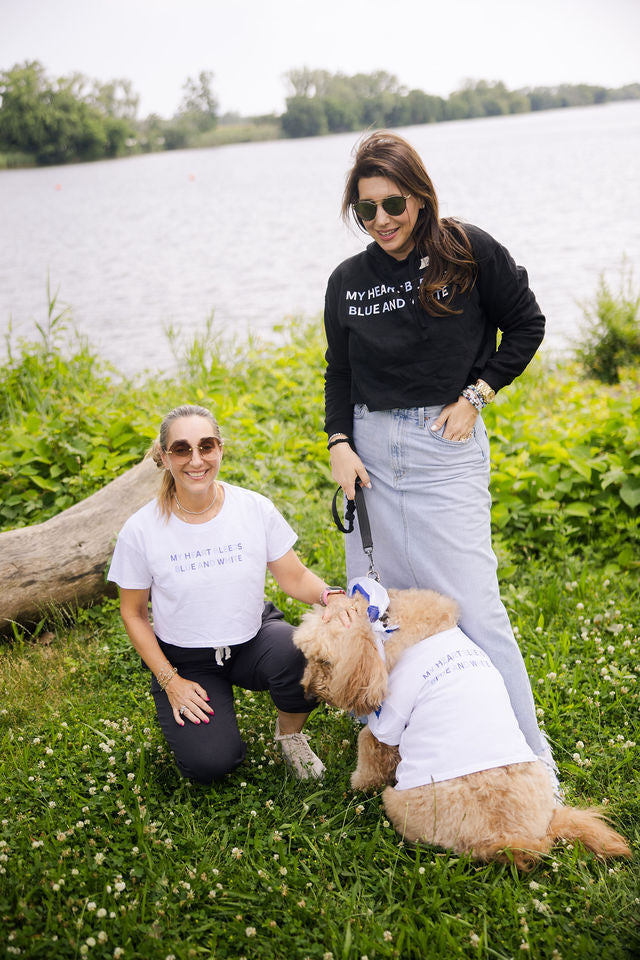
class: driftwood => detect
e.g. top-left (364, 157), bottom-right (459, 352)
top-left (0, 457), bottom-right (159, 631)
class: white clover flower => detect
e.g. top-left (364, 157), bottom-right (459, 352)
top-left (231, 847), bottom-right (243, 859)
top-left (383, 931), bottom-right (393, 941)
top-left (86, 937), bottom-right (96, 947)
top-left (87, 901), bottom-right (97, 911)
top-left (95, 852), bottom-right (105, 865)
top-left (245, 927), bottom-right (256, 937)
top-left (97, 908), bottom-right (107, 918)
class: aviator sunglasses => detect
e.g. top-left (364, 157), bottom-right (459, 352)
top-left (353, 194), bottom-right (411, 221)
top-left (165, 437), bottom-right (222, 461)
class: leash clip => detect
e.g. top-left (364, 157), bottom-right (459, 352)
top-left (364, 546), bottom-right (380, 583)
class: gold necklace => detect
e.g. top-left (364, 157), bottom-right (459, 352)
top-left (174, 483), bottom-right (218, 516)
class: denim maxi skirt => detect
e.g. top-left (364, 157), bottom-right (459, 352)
top-left (345, 403), bottom-right (545, 756)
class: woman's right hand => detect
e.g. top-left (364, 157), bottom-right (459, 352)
top-left (330, 443), bottom-right (371, 500)
top-left (165, 674), bottom-right (214, 727)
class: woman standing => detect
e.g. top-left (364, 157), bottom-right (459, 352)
top-left (324, 131), bottom-right (556, 784)
top-left (108, 404), bottom-right (348, 785)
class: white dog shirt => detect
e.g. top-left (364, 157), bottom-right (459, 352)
top-left (367, 625), bottom-right (537, 790)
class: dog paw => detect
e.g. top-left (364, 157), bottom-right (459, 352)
top-left (350, 769), bottom-right (383, 791)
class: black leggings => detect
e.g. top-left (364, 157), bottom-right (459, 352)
top-left (151, 603), bottom-right (315, 784)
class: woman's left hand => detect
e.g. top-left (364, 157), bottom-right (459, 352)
top-left (321, 592), bottom-right (357, 627)
top-left (429, 398), bottom-right (478, 441)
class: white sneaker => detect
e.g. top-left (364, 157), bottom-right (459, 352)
top-left (274, 720), bottom-right (326, 780)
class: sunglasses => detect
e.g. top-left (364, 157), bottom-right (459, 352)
top-left (165, 437), bottom-right (222, 461)
top-left (353, 194), bottom-right (411, 221)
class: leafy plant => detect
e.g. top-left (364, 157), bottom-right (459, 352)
top-left (575, 265), bottom-right (640, 383)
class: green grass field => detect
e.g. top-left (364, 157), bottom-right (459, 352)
top-left (0, 313), bottom-right (638, 958)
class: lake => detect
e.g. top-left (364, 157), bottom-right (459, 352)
top-left (1, 101), bottom-right (639, 376)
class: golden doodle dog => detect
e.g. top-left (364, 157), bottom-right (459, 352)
top-left (294, 583), bottom-right (630, 870)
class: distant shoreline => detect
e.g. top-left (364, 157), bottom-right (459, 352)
top-left (1, 70), bottom-right (638, 170)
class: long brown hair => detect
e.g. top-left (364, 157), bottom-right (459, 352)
top-left (148, 404), bottom-right (222, 519)
top-left (342, 131), bottom-right (475, 314)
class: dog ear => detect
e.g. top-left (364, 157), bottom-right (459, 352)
top-left (293, 608), bottom-right (335, 663)
top-left (329, 633), bottom-right (388, 716)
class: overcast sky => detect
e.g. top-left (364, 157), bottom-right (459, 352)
top-left (2, 0), bottom-right (639, 118)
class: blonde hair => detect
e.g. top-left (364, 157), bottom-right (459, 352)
top-left (148, 404), bottom-right (222, 519)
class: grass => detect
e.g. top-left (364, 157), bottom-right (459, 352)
top-left (1, 563), bottom-right (638, 959)
top-left (0, 310), bottom-right (639, 958)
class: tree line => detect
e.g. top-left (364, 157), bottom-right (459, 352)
top-left (280, 68), bottom-right (640, 137)
top-left (1, 60), bottom-right (638, 166)
top-left (0, 61), bottom-right (218, 165)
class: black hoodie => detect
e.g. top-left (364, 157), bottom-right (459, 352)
top-left (324, 222), bottom-right (545, 437)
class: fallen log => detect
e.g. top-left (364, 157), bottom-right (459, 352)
top-left (0, 457), bottom-right (159, 631)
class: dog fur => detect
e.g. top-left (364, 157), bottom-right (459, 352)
top-left (294, 588), bottom-right (631, 870)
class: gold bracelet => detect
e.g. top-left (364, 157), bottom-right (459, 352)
top-left (157, 665), bottom-right (178, 691)
top-left (474, 379), bottom-right (495, 404)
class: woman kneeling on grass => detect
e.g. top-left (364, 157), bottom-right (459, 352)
top-left (108, 404), bottom-right (349, 785)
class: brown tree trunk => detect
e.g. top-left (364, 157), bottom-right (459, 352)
top-left (0, 457), bottom-right (159, 631)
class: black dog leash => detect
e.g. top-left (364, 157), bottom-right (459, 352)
top-left (331, 479), bottom-right (380, 582)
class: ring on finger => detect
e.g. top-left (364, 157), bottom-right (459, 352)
top-left (179, 705), bottom-right (187, 716)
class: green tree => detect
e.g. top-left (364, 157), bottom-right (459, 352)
top-left (281, 96), bottom-right (328, 137)
top-left (0, 60), bottom-right (136, 164)
top-left (403, 89), bottom-right (446, 124)
top-left (177, 70), bottom-right (218, 131)
top-left (89, 78), bottom-right (139, 121)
